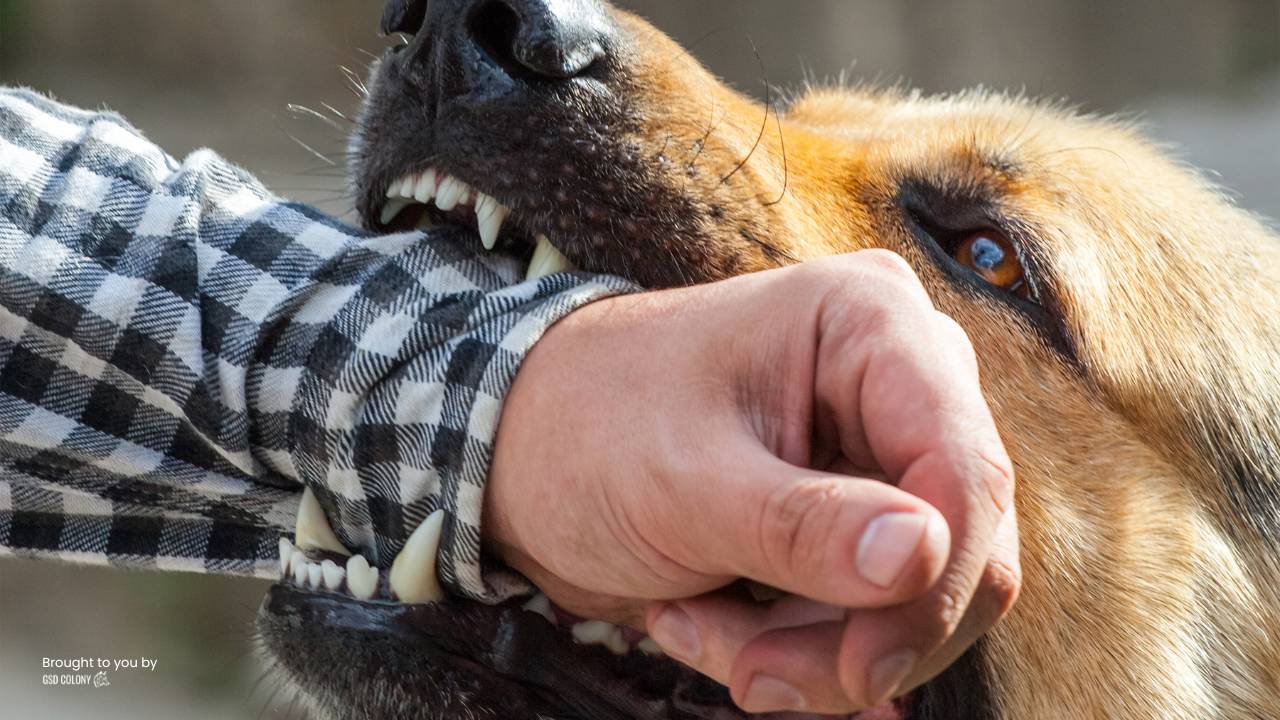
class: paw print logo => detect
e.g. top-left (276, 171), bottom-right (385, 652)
top-left (92, 671), bottom-right (110, 688)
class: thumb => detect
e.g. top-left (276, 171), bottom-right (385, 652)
top-left (664, 445), bottom-right (951, 608)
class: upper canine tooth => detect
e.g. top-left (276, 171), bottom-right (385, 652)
top-left (388, 509), bottom-right (446, 604)
top-left (476, 196), bottom-right (509, 250)
top-left (295, 487), bottom-right (351, 556)
top-left (346, 555), bottom-right (379, 600)
top-left (526, 234), bottom-right (575, 281)
top-left (380, 198), bottom-right (413, 226)
top-left (414, 169), bottom-right (438, 203)
top-left (435, 176), bottom-right (466, 211)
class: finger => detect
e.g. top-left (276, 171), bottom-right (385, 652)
top-left (812, 272), bottom-right (1015, 691)
top-left (645, 594), bottom-right (845, 689)
top-left (726, 512), bottom-right (1017, 714)
top-left (727, 622), bottom-right (856, 714)
top-left (893, 506), bottom-right (1021, 691)
top-left (831, 507), bottom-right (1021, 706)
top-left (657, 445), bottom-right (951, 608)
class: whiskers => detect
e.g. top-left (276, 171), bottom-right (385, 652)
top-left (719, 38), bottom-right (789, 207)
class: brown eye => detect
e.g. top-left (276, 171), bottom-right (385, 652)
top-left (954, 230), bottom-right (1029, 298)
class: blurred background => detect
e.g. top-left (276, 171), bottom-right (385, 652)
top-left (1, 1), bottom-right (1278, 717)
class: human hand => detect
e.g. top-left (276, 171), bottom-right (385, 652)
top-left (485, 250), bottom-right (1020, 714)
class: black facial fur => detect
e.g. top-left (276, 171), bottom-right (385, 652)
top-left (350, 0), bottom-right (787, 289)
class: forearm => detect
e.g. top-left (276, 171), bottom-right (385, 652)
top-left (0, 87), bottom-right (638, 595)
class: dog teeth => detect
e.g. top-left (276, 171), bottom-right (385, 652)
top-left (380, 198), bottom-right (413, 225)
top-left (571, 620), bottom-right (630, 655)
top-left (413, 169), bottom-right (438, 203)
top-left (279, 537), bottom-right (295, 575)
top-left (306, 562), bottom-right (323, 589)
top-left (434, 176), bottom-right (466, 211)
top-left (526, 234), bottom-right (575, 281)
top-left (388, 509), bottom-right (447, 604)
top-left (292, 556), bottom-right (309, 585)
top-left (320, 559), bottom-right (346, 590)
top-left (521, 592), bottom-right (556, 624)
top-left (475, 193), bottom-right (509, 250)
top-left (379, 168), bottom-right (515, 248)
top-left (636, 637), bottom-right (664, 656)
top-left (295, 488), bottom-right (351, 557)
top-left (398, 174), bottom-right (417, 198)
top-left (346, 554), bottom-right (379, 600)
top-left (279, 499), bottom-right (662, 657)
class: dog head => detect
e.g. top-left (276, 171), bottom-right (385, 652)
top-left (258, 1), bottom-right (1280, 717)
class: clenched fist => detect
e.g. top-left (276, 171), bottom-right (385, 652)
top-left (485, 251), bottom-right (1020, 715)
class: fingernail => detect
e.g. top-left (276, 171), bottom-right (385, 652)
top-left (868, 649), bottom-right (918, 704)
top-left (742, 674), bottom-right (807, 712)
top-left (856, 512), bottom-right (929, 588)
top-left (650, 605), bottom-right (701, 663)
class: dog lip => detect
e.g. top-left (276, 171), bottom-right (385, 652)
top-left (260, 582), bottom-right (766, 720)
top-left (262, 580), bottom-right (919, 720)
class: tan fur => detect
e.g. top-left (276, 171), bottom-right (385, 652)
top-left (613, 11), bottom-right (1280, 717)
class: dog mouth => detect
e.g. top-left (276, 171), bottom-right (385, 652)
top-left (258, 490), bottom-right (916, 720)
top-left (375, 166), bottom-right (578, 283)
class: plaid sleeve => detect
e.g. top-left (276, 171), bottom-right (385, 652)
top-left (0, 87), bottom-right (638, 600)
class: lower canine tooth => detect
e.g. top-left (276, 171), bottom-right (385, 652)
top-left (296, 488), bottom-right (351, 556)
top-left (388, 510), bottom-right (446, 604)
top-left (380, 198), bottom-right (412, 225)
top-left (526, 234), bottom-right (575, 281)
top-left (346, 555), bottom-right (379, 600)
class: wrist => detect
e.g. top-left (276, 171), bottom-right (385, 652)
top-left (484, 293), bottom-right (630, 564)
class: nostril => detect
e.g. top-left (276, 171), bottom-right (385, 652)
top-left (467, 0), bottom-right (608, 81)
top-left (380, 0), bottom-right (428, 36)
top-left (468, 0), bottom-right (526, 78)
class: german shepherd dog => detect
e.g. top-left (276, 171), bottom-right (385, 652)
top-left (256, 1), bottom-right (1280, 717)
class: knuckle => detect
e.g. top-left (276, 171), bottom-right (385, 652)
top-left (934, 312), bottom-right (977, 355)
top-left (980, 557), bottom-right (1023, 622)
top-left (917, 589), bottom-right (967, 652)
top-left (855, 248), bottom-right (919, 284)
top-left (757, 479), bottom-right (844, 582)
top-left (973, 450), bottom-right (1016, 515)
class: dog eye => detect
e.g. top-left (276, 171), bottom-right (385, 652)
top-left (953, 230), bottom-right (1030, 299)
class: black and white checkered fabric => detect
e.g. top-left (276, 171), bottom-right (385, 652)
top-left (0, 88), bottom-right (636, 600)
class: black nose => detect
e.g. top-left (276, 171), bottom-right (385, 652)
top-left (382, 0), bottom-right (612, 81)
